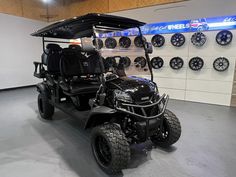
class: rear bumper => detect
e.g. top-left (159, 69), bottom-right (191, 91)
top-left (115, 93), bottom-right (169, 120)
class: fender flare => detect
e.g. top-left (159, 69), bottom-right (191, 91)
top-left (36, 82), bottom-right (50, 97)
top-left (84, 106), bottom-right (117, 129)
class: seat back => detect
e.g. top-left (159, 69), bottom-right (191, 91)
top-left (87, 54), bottom-right (104, 74)
top-left (41, 44), bottom-right (62, 73)
top-left (60, 49), bottom-right (104, 77)
top-left (60, 48), bottom-right (86, 77)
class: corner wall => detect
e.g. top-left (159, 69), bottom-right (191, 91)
top-left (0, 13), bottom-right (47, 89)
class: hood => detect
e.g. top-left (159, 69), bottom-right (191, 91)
top-left (108, 76), bottom-right (157, 103)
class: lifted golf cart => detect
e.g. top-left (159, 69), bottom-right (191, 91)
top-left (32, 13), bottom-right (181, 174)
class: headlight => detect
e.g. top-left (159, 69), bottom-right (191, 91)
top-left (114, 90), bottom-right (133, 103)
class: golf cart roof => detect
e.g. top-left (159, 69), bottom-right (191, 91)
top-left (31, 13), bottom-right (146, 39)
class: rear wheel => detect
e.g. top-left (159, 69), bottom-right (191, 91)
top-left (151, 109), bottom-right (181, 147)
top-left (91, 124), bottom-right (130, 175)
top-left (38, 93), bottom-right (54, 120)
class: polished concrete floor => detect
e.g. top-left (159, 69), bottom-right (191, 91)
top-left (0, 87), bottom-right (236, 177)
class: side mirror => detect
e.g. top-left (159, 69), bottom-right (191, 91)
top-left (145, 42), bottom-right (153, 54)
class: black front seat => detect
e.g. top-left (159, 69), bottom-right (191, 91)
top-left (59, 48), bottom-right (101, 95)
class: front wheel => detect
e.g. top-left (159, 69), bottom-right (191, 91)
top-left (91, 124), bottom-right (130, 175)
top-left (151, 109), bottom-right (181, 147)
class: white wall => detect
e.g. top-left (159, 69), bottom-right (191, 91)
top-left (0, 13), bottom-right (47, 89)
top-left (111, 0), bottom-right (236, 23)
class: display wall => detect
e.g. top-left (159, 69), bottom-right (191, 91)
top-left (100, 14), bottom-right (236, 106)
top-left (149, 30), bottom-right (235, 106)
top-left (0, 13), bottom-right (46, 90)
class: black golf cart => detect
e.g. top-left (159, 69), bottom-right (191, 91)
top-left (32, 13), bottom-right (181, 174)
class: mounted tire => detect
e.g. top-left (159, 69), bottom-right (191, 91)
top-left (37, 93), bottom-right (54, 120)
top-left (151, 109), bottom-right (181, 147)
top-left (91, 124), bottom-right (130, 175)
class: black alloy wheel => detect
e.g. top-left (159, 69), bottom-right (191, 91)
top-left (134, 36), bottom-right (146, 48)
top-left (169, 57), bottom-right (184, 70)
top-left (134, 56), bottom-right (147, 68)
top-left (151, 57), bottom-right (164, 69)
top-left (216, 30), bottom-right (233, 46)
top-left (94, 135), bottom-right (112, 166)
top-left (119, 36), bottom-right (131, 48)
top-left (119, 57), bottom-right (131, 68)
top-left (191, 32), bottom-right (207, 47)
top-left (105, 37), bottom-right (117, 49)
top-left (151, 109), bottom-right (181, 147)
top-left (93, 38), bottom-right (104, 49)
top-left (213, 57), bottom-right (230, 72)
top-left (171, 33), bottom-right (185, 47)
top-left (151, 34), bottom-right (165, 47)
top-left (189, 57), bottom-right (204, 71)
top-left (91, 124), bottom-right (130, 175)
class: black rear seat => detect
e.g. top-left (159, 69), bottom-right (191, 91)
top-left (42, 44), bottom-right (62, 74)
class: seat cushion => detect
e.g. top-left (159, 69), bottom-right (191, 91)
top-left (68, 81), bottom-right (100, 94)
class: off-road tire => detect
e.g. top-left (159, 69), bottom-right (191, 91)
top-left (38, 93), bottom-right (54, 120)
top-left (91, 124), bottom-right (130, 175)
top-left (151, 109), bottom-right (181, 147)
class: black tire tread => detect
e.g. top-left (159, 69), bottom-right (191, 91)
top-left (38, 93), bottom-right (54, 120)
top-left (152, 109), bottom-right (181, 147)
top-left (91, 124), bottom-right (130, 175)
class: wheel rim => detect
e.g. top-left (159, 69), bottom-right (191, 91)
top-left (158, 119), bottom-right (170, 141)
top-left (38, 97), bottom-right (44, 114)
top-left (93, 135), bottom-right (112, 167)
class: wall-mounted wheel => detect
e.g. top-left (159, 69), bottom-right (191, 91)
top-left (213, 57), bottom-right (230, 72)
top-left (171, 33), bottom-right (185, 47)
top-left (119, 36), bottom-right (131, 48)
top-left (191, 32), bottom-right (207, 47)
top-left (91, 124), bottom-right (130, 175)
top-left (105, 57), bottom-right (117, 69)
top-left (169, 57), bottom-right (184, 70)
top-left (151, 34), bottom-right (165, 47)
top-left (189, 57), bottom-right (204, 71)
top-left (151, 57), bottom-right (164, 69)
top-left (105, 37), bottom-right (117, 49)
top-left (216, 30), bottom-right (233, 46)
top-left (93, 38), bottom-right (104, 49)
top-left (119, 57), bottom-right (131, 68)
top-left (134, 56), bottom-right (146, 68)
top-left (134, 36), bottom-right (146, 48)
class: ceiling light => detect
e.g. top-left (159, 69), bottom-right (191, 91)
top-left (42, 0), bottom-right (52, 4)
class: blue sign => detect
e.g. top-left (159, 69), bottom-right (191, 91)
top-left (99, 15), bottom-right (236, 38)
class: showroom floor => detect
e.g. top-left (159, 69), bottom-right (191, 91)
top-left (0, 87), bottom-right (236, 177)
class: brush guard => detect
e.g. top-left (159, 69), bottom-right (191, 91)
top-left (115, 94), bottom-right (169, 141)
top-left (115, 94), bottom-right (169, 120)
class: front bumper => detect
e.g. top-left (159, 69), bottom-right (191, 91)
top-left (115, 93), bottom-right (169, 120)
